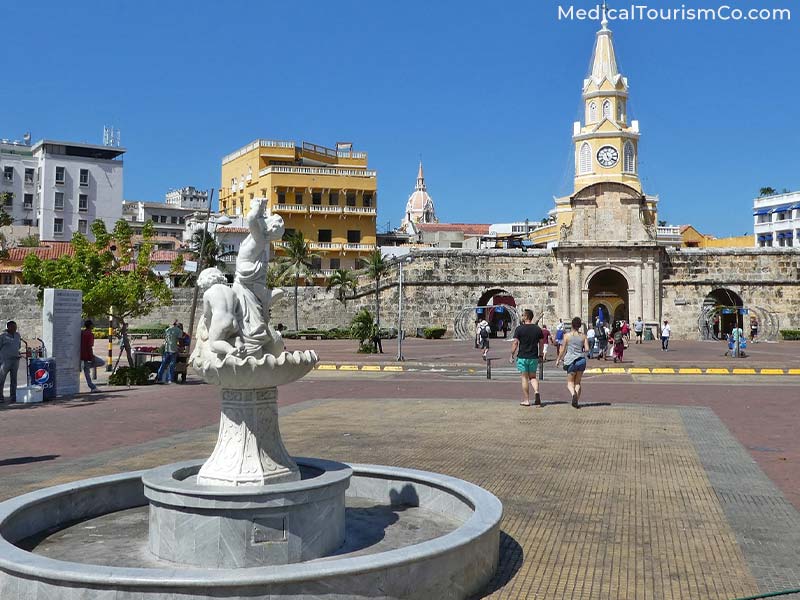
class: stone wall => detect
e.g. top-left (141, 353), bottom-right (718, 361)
top-left (0, 285), bottom-right (42, 341)
top-left (660, 248), bottom-right (800, 338)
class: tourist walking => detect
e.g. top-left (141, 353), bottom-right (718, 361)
top-left (556, 317), bottom-right (589, 409)
top-left (633, 316), bottom-right (644, 343)
top-left (478, 317), bottom-right (491, 360)
top-left (749, 317), bottom-right (758, 343)
top-left (80, 320), bottom-right (104, 392)
top-left (621, 320), bottom-right (630, 344)
top-left (554, 319), bottom-right (565, 356)
top-left (586, 323), bottom-right (596, 359)
top-left (595, 321), bottom-right (609, 360)
top-left (540, 323), bottom-right (553, 362)
top-left (510, 309), bottom-right (544, 407)
top-left (156, 321), bottom-right (183, 384)
top-left (612, 324), bottom-right (625, 363)
top-left (660, 320), bottom-right (671, 351)
top-left (0, 321), bottom-right (22, 403)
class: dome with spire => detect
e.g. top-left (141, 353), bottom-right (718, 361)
top-left (400, 162), bottom-right (437, 233)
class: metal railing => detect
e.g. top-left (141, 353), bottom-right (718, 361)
top-left (259, 166), bottom-right (376, 178)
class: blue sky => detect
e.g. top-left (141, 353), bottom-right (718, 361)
top-left (3, 0), bottom-right (797, 237)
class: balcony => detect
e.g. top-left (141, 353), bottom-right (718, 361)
top-left (343, 206), bottom-right (376, 215)
top-left (309, 205), bottom-right (342, 214)
top-left (310, 242), bottom-right (343, 251)
top-left (259, 166), bottom-right (376, 178)
top-left (344, 243), bottom-right (375, 251)
top-left (656, 226), bottom-right (681, 237)
top-left (272, 204), bottom-right (308, 213)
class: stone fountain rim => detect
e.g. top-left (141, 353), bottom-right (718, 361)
top-left (0, 460), bottom-right (503, 589)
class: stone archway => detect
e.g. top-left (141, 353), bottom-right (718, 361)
top-left (475, 288), bottom-right (517, 338)
top-left (587, 269), bottom-right (629, 325)
top-left (702, 288), bottom-right (744, 340)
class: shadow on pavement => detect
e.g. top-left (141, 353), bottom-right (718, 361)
top-left (470, 530), bottom-right (524, 599)
top-left (0, 454), bottom-right (59, 467)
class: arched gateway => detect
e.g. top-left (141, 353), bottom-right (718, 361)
top-left (588, 269), bottom-right (629, 325)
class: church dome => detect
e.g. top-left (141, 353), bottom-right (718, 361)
top-left (401, 162), bottom-right (437, 232)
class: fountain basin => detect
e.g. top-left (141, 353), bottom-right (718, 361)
top-left (0, 460), bottom-right (502, 599)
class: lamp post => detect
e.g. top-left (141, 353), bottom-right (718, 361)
top-left (186, 190), bottom-right (232, 343)
top-left (396, 254), bottom-right (412, 361)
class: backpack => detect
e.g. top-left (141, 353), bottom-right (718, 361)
top-left (480, 325), bottom-right (490, 339)
top-left (596, 327), bottom-right (607, 341)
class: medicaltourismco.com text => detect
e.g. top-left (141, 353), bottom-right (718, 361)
top-left (558, 4), bottom-right (791, 22)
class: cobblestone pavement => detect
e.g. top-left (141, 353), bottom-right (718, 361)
top-left (5, 396), bottom-right (800, 599)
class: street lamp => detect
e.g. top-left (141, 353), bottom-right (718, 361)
top-left (396, 253), bottom-right (413, 361)
top-left (186, 190), bottom-right (232, 343)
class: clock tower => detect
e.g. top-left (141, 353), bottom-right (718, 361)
top-left (573, 7), bottom-right (641, 194)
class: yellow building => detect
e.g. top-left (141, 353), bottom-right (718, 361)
top-left (680, 225), bottom-right (754, 248)
top-left (219, 140), bottom-right (377, 276)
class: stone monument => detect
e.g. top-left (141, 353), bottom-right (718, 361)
top-left (41, 288), bottom-right (82, 396)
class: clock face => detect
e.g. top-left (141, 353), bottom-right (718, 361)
top-left (596, 145), bottom-right (619, 168)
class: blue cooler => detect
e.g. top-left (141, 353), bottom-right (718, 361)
top-left (29, 358), bottom-right (57, 400)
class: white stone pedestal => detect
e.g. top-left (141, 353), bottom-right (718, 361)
top-left (196, 387), bottom-right (299, 486)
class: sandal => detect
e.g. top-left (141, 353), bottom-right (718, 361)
top-left (519, 402), bottom-right (531, 406)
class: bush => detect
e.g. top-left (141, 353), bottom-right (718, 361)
top-left (92, 327), bottom-right (112, 340)
top-left (108, 365), bottom-right (151, 386)
top-left (128, 324), bottom-right (170, 337)
top-left (350, 308), bottom-right (378, 351)
top-left (423, 326), bottom-right (447, 339)
top-left (780, 329), bottom-right (800, 341)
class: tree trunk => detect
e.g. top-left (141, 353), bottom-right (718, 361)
top-left (294, 279), bottom-right (299, 331)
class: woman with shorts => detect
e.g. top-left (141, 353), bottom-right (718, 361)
top-left (556, 317), bottom-right (589, 409)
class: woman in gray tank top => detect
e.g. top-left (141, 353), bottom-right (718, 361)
top-left (555, 316), bottom-right (589, 409)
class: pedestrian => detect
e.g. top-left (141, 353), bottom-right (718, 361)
top-left (156, 321), bottom-right (183, 384)
top-left (660, 320), bottom-right (671, 351)
top-left (633, 316), bottom-right (644, 344)
top-left (621, 320), bottom-right (630, 344)
top-left (0, 320), bottom-right (22, 403)
top-left (554, 319), bottom-right (565, 356)
top-left (510, 309), bottom-right (544, 407)
top-left (80, 320), bottom-right (104, 393)
top-left (749, 317), bottom-right (758, 343)
top-left (595, 321), bottom-right (609, 360)
top-left (555, 316), bottom-right (589, 409)
top-left (478, 317), bottom-right (491, 360)
top-left (372, 330), bottom-right (383, 354)
top-left (726, 322), bottom-right (745, 357)
top-left (586, 323), bottom-right (596, 359)
top-left (474, 318), bottom-right (481, 349)
top-left (612, 324), bottom-right (625, 363)
top-left (540, 323), bottom-right (553, 362)
top-left (177, 322), bottom-right (191, 352)
top-left (712, 315), bottom-right (720, 339)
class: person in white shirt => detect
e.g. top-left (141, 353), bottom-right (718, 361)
top-left (586, 325), bottom-right (596, 359)
top-left (660, 320), bottom-right (671, 351)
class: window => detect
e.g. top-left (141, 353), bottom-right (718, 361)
top-left (312, 192), bottom-right (322, 205)
top-left (578, 142), bottom-right (592, 174)
top-left (329, 258), bottom-right (340, 269)
top-left (23, 193), bottom-right (33, 209)
top-left (22, 219), bottom-right (33, 226)
top-left (160, 215), bottom-right (168, 223)
top-left (1, 275), bottom-right (13, 285)
top-left (53, 218), bottom-right (64, 235)
top-left (78, 219), bottom-right (88, 234)
top-left (55, 166), bottom-right (65, 184)
top-left (278, 192), bottom-right (286, 204)
top-left (347, 230), bottom-right (361, 244)
top-left (3, 192), bottom-right (12, 207)
top-left (588, 101), bottom-right (597, 123)
top-left (602, 100), bottom-right (611, 120)
top-left (54, 191), bottom-right (64, 210)
top-left (282, 228), bottom-right (296, 241)
top-left (79, 169), bottom-right (89, 186)
top-left (363, 194), bottom-right (373, 207)
top-left (329, 192), bottom-right (339, 205)
top-left (310, 257), bottom-right (322, 270)
top-left (24, 168), bottom-right (34, 184)
top-left (179, 217), bottom-right (185, 224)
top-left (171, 216), bottom-right (178, 224)
top-left (623, 141), bottom-right (636, 173)
top-left (78, 194), bottom-right (88, 211)
top-left (450, 242), bottom-right (463, 248)
top-left (617, 101), bottom-right (625, 122)
top-left (294, 193), bottom-right (303, 205)
top-left (346, 193), bottom-right (356, 206)
top-left (151, 215), bottom-right (158, 222)
top-left (2, 166), bottom-right (12, 182)
top-left (318, 229), bottom-right (332, 243)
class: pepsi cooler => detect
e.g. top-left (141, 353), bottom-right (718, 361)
top-left (29, 358), bottom-right (57, 400)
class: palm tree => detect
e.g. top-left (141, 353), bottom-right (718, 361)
top-left (759, 187), bottom-right (777, 197)
top-left (326, 269), bottom-right (357, 305)
top-left (277, 231), bottom-right (318, 330)
top-left (363, 249), bottom-right (389, 332)
top-left (189, 230), bottom-right (222, 269)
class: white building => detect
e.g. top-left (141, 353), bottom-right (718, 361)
top-left (122, 200), bottom-right (194, 241)
top-left (753, 191), bottom-right (799, 248)
top-left (0, 139), bottom-right (38, 243)
top-left (165, 186), bottom-right (208, 210)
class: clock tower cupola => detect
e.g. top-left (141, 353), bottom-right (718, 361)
top-left (573, 5), bottom-right (641, 194)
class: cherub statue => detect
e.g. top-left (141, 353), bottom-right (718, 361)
top-left (195, 267), bottom-right (246, 359)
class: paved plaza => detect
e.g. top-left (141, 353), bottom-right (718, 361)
top-left (1, 338), bottom-right (799, 599)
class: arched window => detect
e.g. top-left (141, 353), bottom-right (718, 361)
top-left (588, 101), bottom-right (597, 123)
top-left (617, 100), bottom-right (625, 122)
top-left (602, 100), bottom-right (611, 120)
top-left (623, 141), bottom-right (636, 173)
top-left (579, 142), bottom-right (592, 174)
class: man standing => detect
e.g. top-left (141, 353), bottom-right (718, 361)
top-left (478, 316), bottom-right (491, 360)
top-left (80, 320), bottom-right (102, 393)
top-left (633, 316), bottom-right (644, 344)
top-left (540, 323), bottom-right (553, 362)
top-left (156, 321), bottom-right (183, 383)
top-left (510, 309), bottom-right (544, 407)
top-left (0, 321), bottom-right (22, 403)
top-left (660, 320), bottom-right (671, 351)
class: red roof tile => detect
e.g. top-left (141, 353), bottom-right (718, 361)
top-left (7, 242), bottom-right (76, 262)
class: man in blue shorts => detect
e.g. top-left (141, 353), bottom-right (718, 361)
top-left (510, 309), bottom-right (544, 407)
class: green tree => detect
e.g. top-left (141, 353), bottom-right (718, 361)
top-left (325, 268), bottom-right (357, 305)
top-left (0, 193), bottom-right (13, 228)
top-left (18, 234), bottom-right (40, 247)
top-left (657, 219), bottom-right (667, 227)
top-left (759, 187), bottom-right (777, 197)
top-left (22, 219), bottom-right (172, 366)
top-left (363, 249), bottom-right (389, 331)
top-left (169, 254), bottom-right (190, 287)
top-left (276, 231), bottom-right (318, 330)
top-left (350, 308), bottom-right (378, 352)
top-left (189, 229), bottom-right (222, 270)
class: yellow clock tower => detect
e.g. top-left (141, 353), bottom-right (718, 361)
top-left (573, 8), bottom-right (641, 194)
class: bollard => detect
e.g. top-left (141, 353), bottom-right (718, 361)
top-left (538, 354), bottom-right (544, 381)
top-left (107, 323), bottom-right (113, 371)
top-left (486, 358), bottom-right (492, 380)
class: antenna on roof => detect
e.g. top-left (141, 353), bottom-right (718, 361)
top-left (22, 132), bottom-right (31, 145)
top-left (103, 125), bottom-right (121, 147)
